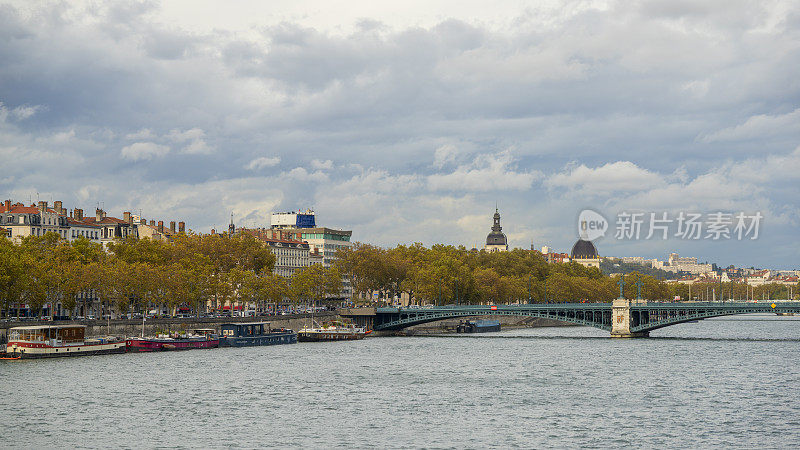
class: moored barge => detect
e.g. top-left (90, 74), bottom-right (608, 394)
top-left (6, 325), bottom-right (125, 359)
top-left (298, 321), bottom-right (367, 342)
top-left (456, 319), bottom-right (501, 333)
top-left (126, 330), bottom-right (219, 352)
top-left (219, 322), bottom-right (297, 347)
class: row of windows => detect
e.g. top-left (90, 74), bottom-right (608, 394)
top-left (277, 257), bottom-right (308, 265)
top-left (301, 233), bottom-right (351, 242)
top-left (72, 229), bottom-right (99, 240)
top-left (27, 227), bottom-right (68, 238)
top-left (3, 214), bottom-right (67, 226)
top-left (322, 243), bottom-right (349, 253)
top-left (273, 248), bottom-right (306, 256)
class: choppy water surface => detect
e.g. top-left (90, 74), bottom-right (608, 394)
top-left (2, 315), bottom-right (799, 448)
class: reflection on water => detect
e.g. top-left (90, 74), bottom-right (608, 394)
top-left (2, 315), bottom-right (799, 448)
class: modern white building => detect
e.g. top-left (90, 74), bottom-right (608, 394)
top-left (270, 209), bottom-right (316, 229)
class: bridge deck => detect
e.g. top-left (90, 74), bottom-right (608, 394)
top-left (353, 301), bottom-right (800, 334)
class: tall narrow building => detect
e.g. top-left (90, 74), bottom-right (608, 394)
top-left (484, 208), bottom-right (509, 252)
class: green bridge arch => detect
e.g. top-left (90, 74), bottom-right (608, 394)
top-left (344, 302), bottom-right (800, 337)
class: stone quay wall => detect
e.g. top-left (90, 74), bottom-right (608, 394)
top-left (0, 312), bottom-right (338, 341)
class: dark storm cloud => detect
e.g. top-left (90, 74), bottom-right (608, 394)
top-left (1, 1), bottom-right (798, 268)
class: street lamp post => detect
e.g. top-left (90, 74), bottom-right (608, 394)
top-left (544, 277), bottom-right (548, 304)
top-left (527, 275), bottom-right (532, 304)
top-left (636, 274), bottom-right (643, 300)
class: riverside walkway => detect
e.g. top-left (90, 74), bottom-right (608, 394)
top-left (341, 300), bottom-right (800, 337)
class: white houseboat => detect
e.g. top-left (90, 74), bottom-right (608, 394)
top-left (5, 325), bottom-right (126, 359)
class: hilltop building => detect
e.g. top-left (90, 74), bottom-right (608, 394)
top-left (484, 208), bottom-right (508, 252)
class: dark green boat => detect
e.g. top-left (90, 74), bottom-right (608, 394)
top-left (218, 322), bottom-right (297, 347)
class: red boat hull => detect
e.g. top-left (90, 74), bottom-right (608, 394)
top-left (126, 338), bottom-right (219, 352)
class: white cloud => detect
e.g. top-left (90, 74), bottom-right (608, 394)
top-left (310, 159), bottom-right (334, 170)
top-left (167, 128), bottom-right (205, 142)
top-left (245, 156), bottom-right (280, 170)
top-left (700, 109), bottom-right (800, 143)
top-left (37, 129), bottom-right (77, 145)
top-left (120, 142), bottom-right (170, 161)
top-left (433, 144), bottom-right (458, 168)
top-left (428, 150), bottom-right (540, 192)
top-left (283, 167), bottom-right (329, 182)
top-left (125, 128), bottom-right (156, 140)
top-left (546, 161), bottom-right (665, 195)
top-left (182, 139), bottom-right (215, 155)
top-left (11, 105), bottom-right (42, 120)
top-left (723, 145), bottom-right (800, 183)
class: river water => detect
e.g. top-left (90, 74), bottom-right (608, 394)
top-left (2, 315), bottom-right (799, 448)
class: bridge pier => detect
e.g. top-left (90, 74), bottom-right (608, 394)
top-left (611, 298), bottom-right (649, 338)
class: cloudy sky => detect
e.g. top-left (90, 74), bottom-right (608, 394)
top-left (1, 1), bottom-right (798, 269)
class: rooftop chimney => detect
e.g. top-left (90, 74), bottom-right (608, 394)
top-left (95, 209), bottom-right (104, 222)
top-left (158, 221), bottom-right (164, 233)
top-left (123, 212), bottom-right (132, 224)
top-left (4, 200), bottom-right (10, 211)
top-left (178, 221), bottom-right (185, 233)
top-left (38, 201), bottom-right (47, 211)
top-left (169, 221), bottom-right (176, 233)
top-left (74, 208), bottom-right (83, 221)
top-left (54, 200), bottom-right (62, 211)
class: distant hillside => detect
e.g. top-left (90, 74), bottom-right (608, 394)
top-left (600, 258), bottom-right (679, 280)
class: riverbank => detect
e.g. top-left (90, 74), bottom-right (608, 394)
top-left (1, 312), bottom-right (579, 342)
top-left (0, 312), bottom-right (338, 341)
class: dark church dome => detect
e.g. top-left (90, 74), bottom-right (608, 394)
top-left (570, 239), bottom-right (598, 259)
top-left (486, 209), bottom-right (508, 246)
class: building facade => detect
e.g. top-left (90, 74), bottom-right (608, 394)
top-left (68, 208), bottom-right (139, 247)
top-left (137, 219), bottom-right (185, 242)
top-left (239, 228), bottom-right (311, 277)
top-left (1, 200), bottom-right (70, 240)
